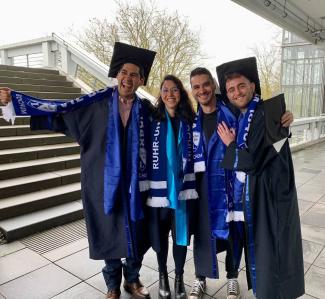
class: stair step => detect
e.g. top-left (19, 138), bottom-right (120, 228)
top-left (0, 142), bottom-right (79, 164)
top-left (0, 125), bottom-right (50, 137)
top-left (0, 65), bottom-right (60, 75)
top-left (0, 116), bottom-right (30, 126)
top-left (0, 200), bottom-right (84, 242)
top-left (19, 91), bottom-right (83, 99)
top-left (0, 133), bottom-right (74, 149)
top-left (0, 83), bottom-right (81, 93)
top-left (0, 167), bottom-right (80, 199)
top-left (0, 70), bottom-right (67, 81)
top-left (0, 182), bottom-right (80, 219)
top-left (0, 76), bottom-right (73, 87)
top-left (0, 154), bottom-right (80, 179)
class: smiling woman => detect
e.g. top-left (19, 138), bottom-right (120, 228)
top-left (147, 74), bottom-right (197, 299)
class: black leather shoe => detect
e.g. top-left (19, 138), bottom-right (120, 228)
top-left (159, 272), bottom-right (171, 299)
top-left (174, 274), bottom-right (187, 299)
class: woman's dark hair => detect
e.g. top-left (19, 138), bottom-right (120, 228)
top-left (154, 74), bottom-right (195, 123)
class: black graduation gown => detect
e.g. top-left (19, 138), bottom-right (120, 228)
top-left (221, 103), bottom-right (304, 299)
top-left (30, 95), bottom-right (150, 260)
top-left (193, 110), bottom-right (228, 279)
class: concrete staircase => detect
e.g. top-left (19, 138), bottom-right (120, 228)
top-left (0, 65), bottom-right (84, 242)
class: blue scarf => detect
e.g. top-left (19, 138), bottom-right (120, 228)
top-left (229, 95), bottom-right (260, 222)
top-left (232, 95), bottom-right (260, 296)
top-left (5, 88), bottom-right (149, 222)
top-left (193, 103), bottom-right (236, 240)
top-left (104, 88), bottom-right (149, 221)
top-left (147, 114), bottom-right (197, 245)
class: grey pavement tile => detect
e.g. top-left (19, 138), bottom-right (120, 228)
top-left (55, 248), bottom-right (104, 280)
top-left (213, 270), bottom-right (254, 299)
top-left (301, 223), bottom-right (325, 246)
top-left (51, 282), bottom-right (105, 298)
top-left (298, 168), bottom-right (322, 174)
top-left (298, 294), bottom-right (320, 299)
top-left (318, 195), bottom-right (325, 205)
top-left (297, 185), bottom-right (325, 202)
top-left (304, 262), bottom-right (312, 274)
top-left (294, 172), bottom-right (316, 185)
top-left (85, 273), bottom-right (107, 294)
top-left (0, 264), bottom-right (80, 299)
top-left (139, 264), bottom-right (160, 287)
top-left (0, 248), bottom-right (50, 284)
top-left (301, 204), bottom-right (325, 229)
top-left (42, 237), bottom-right (89, 261)
top-left (302, 239), bottom-right (324, 264)
top-left (298, 200), bottom-right (315, 215)
top-left (0, 241), bottom-right (25, 257)
top-left (314, 247), bottom-right (325, 269)
top-left (304, 265), bottom-right (325, 299)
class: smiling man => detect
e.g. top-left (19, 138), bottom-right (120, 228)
top-left (0, 42), bottom-right (156, 299)
top-left (216, 57), bottom-right (304, 299)
top-left (188, 65), bottom-right (294, 299)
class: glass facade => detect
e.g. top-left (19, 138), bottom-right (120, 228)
top-left (281, 31), bottom-right (325, 118)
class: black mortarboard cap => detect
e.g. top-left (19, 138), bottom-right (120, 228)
top-left (108, 42), bottom-right (156, 86)
top-left (263, 93), bottom-right (289, 145)
top-left (216, 57), bottom-right (261, 98)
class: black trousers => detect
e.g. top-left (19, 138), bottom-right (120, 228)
top-left (156, 208), bottom-right (187, 275)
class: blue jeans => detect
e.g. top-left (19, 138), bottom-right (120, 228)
top-left (102, 257), bottom-right (143, 290)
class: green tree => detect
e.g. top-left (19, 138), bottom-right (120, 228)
top-left (250, 30), bottom-right (282, 100)
top-left (73, 0), bottom-right (202, 95)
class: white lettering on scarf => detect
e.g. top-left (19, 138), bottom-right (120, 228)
top-left (16, 94), bottom-right (27, 114)
top-left (153, 122), bottom-right (160, 169)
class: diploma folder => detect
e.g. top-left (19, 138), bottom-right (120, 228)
top-left (263, 93), bottom-right (289, 151)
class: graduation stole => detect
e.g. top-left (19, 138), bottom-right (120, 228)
top-left (193, 103), bottom-right (236, 240)
top-left (1, 87), bottom-right (114, 124)
top-left (192, 107), bottom-right (206, 173)
top-left (228, 95), bottom-right (260, 222)
top-left (147, 116), bottom-right (197, 207)
top-left (2, 88), bottom-right (149, 222)
top-left (104, 88), bottom-right (149, 221)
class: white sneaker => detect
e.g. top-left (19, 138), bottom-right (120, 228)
top-left (226, 279), bottom-right (240, 299)
top-left (189, 278), bottom-right (206, 299)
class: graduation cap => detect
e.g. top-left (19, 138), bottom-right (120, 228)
top-left (216, 57), bottom-right (261, 98)
top-left (263, 93), bottom-right (289, 151)
top-left (108, 42), bottom-right (156, 86)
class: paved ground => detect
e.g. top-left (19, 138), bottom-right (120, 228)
top-left (1, 141), bottom-right (325, 299)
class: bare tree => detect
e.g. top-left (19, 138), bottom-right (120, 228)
top-left (72, 0), bottom-right (202, 94)
top-left (250, 30), bottom-right (282, 100)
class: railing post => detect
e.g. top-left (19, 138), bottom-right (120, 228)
top-left (60, 45), bottom-right (77, 77)
top-left (0, 49), bottom-right (12, 65)
top-left (42, 41), bottom-right (55, 68)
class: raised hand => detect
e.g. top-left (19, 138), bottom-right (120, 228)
top-left (0, 88), bottom-right (12, 105)
top-left (217, 121), bottom-right (236, 146)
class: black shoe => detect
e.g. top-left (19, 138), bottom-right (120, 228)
top-left (174, 274), bottom-right (187, 299)
top-left (159, 272), bottom-right (171, 299)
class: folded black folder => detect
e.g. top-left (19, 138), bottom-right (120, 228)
top-left (263, 93), bottom-right (289, 145)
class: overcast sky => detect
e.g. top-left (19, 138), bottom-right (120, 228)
top-left (1, 0), bottom-right (281, 74)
